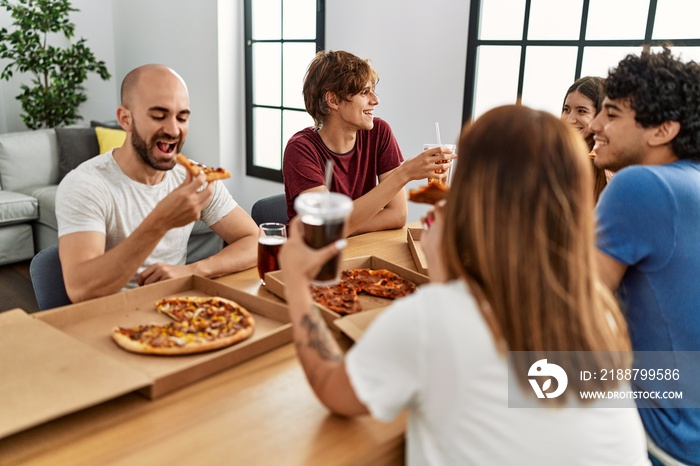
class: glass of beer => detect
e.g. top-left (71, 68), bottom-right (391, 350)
top-left (423, 143), bottom-right (456, 185)
top-left (294, 192), bottom-right (354, 286)
top-left (257, 222), bottom-right (287, 285)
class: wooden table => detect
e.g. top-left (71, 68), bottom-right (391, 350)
top-left (0, 226), bottom-right (418, 465)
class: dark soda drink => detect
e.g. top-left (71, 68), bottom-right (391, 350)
top-left (295, 192), bottom-right (353, 285)
top-left (302, 217), bottom-right (345, 284)
top-left (257, 236), bottom-right (285, 282)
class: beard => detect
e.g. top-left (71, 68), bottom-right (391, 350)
top-left (130, 118), bottom-right (183, 171)
top-left (594, 144), bottom-right (644, 173)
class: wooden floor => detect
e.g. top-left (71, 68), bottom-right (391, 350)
top-left (0, 260), bottom-right (40, 313)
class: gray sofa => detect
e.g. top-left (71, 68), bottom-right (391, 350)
top-left (0, 127), bottom-right (222, 266)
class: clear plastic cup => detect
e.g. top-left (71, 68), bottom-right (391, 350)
top-left (423, 143), bottom-right (456, 186)
top-left (294, 192), bottom-right (353, 286)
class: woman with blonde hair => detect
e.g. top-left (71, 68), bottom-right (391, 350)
top-left (279, 105), bottom-right (650, 465)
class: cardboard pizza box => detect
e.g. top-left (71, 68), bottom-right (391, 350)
top-left (0, 308), bottom-right (152, 439)
top-left (406, 228), bottom-right (428, 276)
top-left (36, 275), bottom-right (292, 400)
top-left (264, 255), bottom-right (428, 333)
top-left (333, 308), bottom-right (384, 342)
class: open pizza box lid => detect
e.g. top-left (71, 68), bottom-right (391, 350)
top-left (0, 308), bottom-right (151, 439)
top-left (0, 276), bottom-right (291, 440)
top-left (406, 228), bottom-right (428, 276)
top-left (264, 255), bottom-right (428, 336)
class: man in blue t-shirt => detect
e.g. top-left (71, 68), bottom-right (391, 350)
top-left (591, 48), bottom-right (700, 465)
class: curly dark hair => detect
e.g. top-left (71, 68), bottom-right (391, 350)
top-left (605, 47), bottom-right (700, 160)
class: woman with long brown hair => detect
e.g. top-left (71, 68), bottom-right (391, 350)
top-left (278, 105), bottom-right (649, 465)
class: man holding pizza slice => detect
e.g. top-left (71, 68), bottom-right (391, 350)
top-left (56, 64), bottom-right (258, 303)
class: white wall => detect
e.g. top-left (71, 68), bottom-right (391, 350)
top-left (111, 0), bottom-right (221, 170)
top-left (0, 0), bottom-right (117, 133)
top-left (0, 0), bottom-right (471, 221)
top-left (234, 0), bottom-right (472, 220)
top-left (325, 0), bottom-right (470, 221)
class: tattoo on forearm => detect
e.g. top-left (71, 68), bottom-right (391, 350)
top-left (300, 307), bottom-right (342, 362)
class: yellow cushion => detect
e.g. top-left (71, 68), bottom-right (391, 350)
top-left (94, 126), bottom-right (126, 153)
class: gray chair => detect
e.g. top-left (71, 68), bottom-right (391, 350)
top-left (29, 245), bottom-right (71, 310)
top-left (251, 193), bottom-right (288, 225)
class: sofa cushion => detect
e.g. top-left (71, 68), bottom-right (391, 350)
top-left (94, 126), bottom-right (126, 154)
top-left (55, 127), bottom-right (100, 181)
top-left (0, 129), bottom-right (59, 191)
top-left (0, 190), bottom-right (38, 226)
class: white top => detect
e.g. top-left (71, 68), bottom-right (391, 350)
top-left (345, 280), bottom-right (651, 466)
top-left (56, 151), bottom-right (236, 288)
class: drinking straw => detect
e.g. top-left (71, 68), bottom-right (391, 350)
top-left (324, 159), bottom-right (334, 191)
top-left (323, 159), bottom-right (334, 208)
top-left (435, 122), bottom-right (442, 146)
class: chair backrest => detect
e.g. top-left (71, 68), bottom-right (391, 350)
top-left (251, 193), bottom-right (288, 225)
top-left (29, 245), bottom-right (71, 310)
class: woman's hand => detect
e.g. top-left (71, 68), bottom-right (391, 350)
top-left (421, 200), bottom-right (449, 283)
top-left (279, 217), bottom-right (347, 286)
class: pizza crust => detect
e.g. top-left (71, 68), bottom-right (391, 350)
top-left (155, 296), bottom-right (254, 321)
top-left (112, 296), bottom-right (255, 356)
top-left (175, 153), bottom-right (232, 182)
top-left (111, 325), bottom-right (254, 356)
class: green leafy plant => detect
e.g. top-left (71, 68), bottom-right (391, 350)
top-left (0, 0), bottom-right (110, 129)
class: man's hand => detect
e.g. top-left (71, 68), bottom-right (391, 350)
top-left (137, 263), bottom-right (194, 286)
top-left (152, 171), bottom-right (214, 231)
top-left (399, 146), bottom-right (456, 183)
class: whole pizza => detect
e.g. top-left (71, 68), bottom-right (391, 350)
top-left (112, 296), bottom-right (255, 355)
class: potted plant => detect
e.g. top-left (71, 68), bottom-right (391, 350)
top-left (0, 0), bottom-right (110, 129)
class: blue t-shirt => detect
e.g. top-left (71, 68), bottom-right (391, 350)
top-left (596, 160), bottom-right (700, 464)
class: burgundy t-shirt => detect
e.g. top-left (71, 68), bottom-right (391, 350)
top-left (282, 117), bottom-right (403, 220)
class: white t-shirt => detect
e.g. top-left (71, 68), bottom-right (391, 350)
top-left (345, 280), bottom-right (651, 466)
top-left (55, 151), bottom-right (236, 288)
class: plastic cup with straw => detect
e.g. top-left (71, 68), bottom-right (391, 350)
top-left (294, 158), bottom-right (353, 285)
top-left (424, 122), bottom-right (455, 185)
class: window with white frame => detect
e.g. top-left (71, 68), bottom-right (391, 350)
top-left (244, 0), bottom-right (325, 182)
top-left (463, 0), bottom-right (700, 123)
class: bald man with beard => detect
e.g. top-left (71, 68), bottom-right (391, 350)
top-left (56, 64), bottom-right (258, 303)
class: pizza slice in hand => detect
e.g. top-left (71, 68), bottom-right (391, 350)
top-left (408, 182), bottom-right (449, 204)
top-left (176, 153), bottom-right (232, 181)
